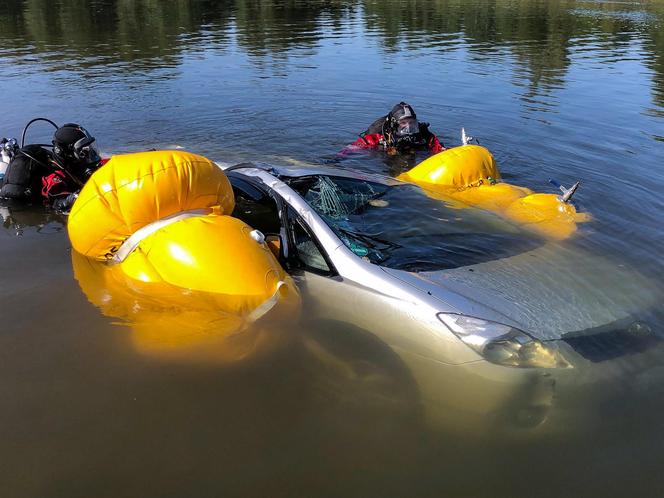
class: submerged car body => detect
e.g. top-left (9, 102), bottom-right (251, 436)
top-left (220, 161), bottom-right (664, 437)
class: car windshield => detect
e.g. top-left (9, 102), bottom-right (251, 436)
top-left (286, 174), bottom-right (545, 271)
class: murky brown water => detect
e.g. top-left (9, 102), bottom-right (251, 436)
top-left (1, 1), bottom-right (664, 496)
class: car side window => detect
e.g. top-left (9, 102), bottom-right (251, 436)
top-left (290, 213), bottom-right (333, 275)
top-left (229, 176), bottom-right (281, 236)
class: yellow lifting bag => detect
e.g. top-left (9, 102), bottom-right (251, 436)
top-left (503, 193), bottom-right (591, 240)
top-left (398, 145), bottom-right (589, 240)
top-left (119, 215), bottom-right (298, 316)
top-left (71, 215), bottom-right (301, 364)
top-left (68, 150), bottom-right (235, 260)
top-left (399, 145), bottom-right (500, 188)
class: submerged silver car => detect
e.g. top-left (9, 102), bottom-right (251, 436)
top-left (221, 162), bottom-right (664, 437)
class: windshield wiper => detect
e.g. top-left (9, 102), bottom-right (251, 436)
top-left (335, 226), bottom-right (400, 250)
top-left (332, 226), bottom-right (402, 263)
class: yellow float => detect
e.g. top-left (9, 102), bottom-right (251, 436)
top-left (68, 150), bottom-right (300, 363)
top-left (398, 145), bottom-right (590, 240)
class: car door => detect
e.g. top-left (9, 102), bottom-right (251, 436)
top-left (283, 206), bottom-right (338, 278)
top-left (228, 172), bottom-right (394, 331)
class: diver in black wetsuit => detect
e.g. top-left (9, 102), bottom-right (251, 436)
top-left (0, 121), bottom-right (103, 212)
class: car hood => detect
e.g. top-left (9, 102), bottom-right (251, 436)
top-left (382, 243), bottom-right (662, 341)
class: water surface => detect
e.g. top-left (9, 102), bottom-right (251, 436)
top-left (1, 1), bottom-right (664, 497)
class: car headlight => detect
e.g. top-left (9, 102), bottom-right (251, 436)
top-left (437, 313), bottom-right (570, 368)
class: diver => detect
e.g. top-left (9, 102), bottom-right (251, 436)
top-left (0, 119), bottom-right (104, 212)
top-left (341, 102), bottom-right (445, 157)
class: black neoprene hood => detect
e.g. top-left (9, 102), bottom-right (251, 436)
top-left (389, 102), bottom-right (417, 121)
top-left (54, 123), bottom-right (86, 147)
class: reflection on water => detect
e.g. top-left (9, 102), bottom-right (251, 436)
top-left (70, 249), bottom-right (299, 365)
top-left (1, 0), bottom-right (664, 496)
top-left (2, 0), bottom-right (663, 108)
top-left (0, 202), bottom-right (65, 236)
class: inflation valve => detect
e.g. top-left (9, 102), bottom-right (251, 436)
top-left (549, 179), bottom-right (581, 203)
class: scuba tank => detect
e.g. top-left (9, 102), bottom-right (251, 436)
top-left (1, 118), bottom-right (59, 201)
top-left (0, 144), bottom-right (52, 200)
top-left (0, 138), bottom-right (18, 182)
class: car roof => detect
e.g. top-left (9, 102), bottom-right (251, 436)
top-left (218, 161), bottom-right (403, 186)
